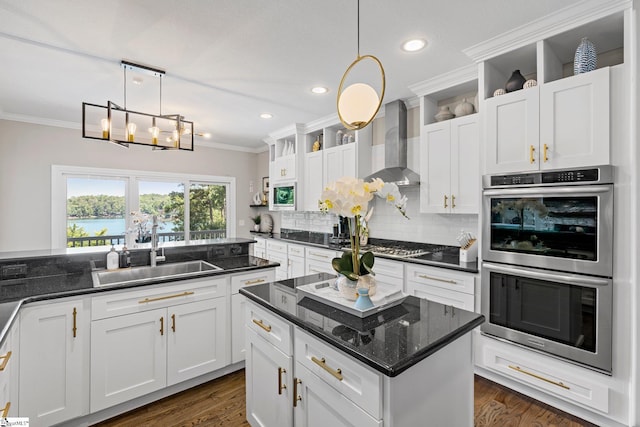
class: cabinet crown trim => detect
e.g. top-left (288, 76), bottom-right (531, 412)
top-left (409, 64), bottom-right (478, 96)
top-left (463, 0), bottom-right (630, 62)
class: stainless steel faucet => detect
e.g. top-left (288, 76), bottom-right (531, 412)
top-left (150, 215), bottom-right (166, 267)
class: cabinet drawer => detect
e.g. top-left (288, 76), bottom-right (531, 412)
top-left (92, 276), bottom-right (228, 320)
top-left (305, 247), bottom-right (337, 264)
top-left (294, 328), bottom-right (382, 419)
top-left (266, 240), bottom-right (287, 254)
top-left (231, 269), bottom-right (275, 294)
top-left (373, 259), bottom-right (404, 291)
top-left (481, 340), bottom-right (609, 413)
top-left (246, 302), bottom-right (292, 356)
top-left (406, 282), bottom-right (474, 311)
top-left (287, 243), bottom-right (305, 257)
top-left (405, 264), bottom-right (474, 294)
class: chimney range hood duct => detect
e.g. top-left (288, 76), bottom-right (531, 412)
top-left (364, 100), bottom-right (420, 186)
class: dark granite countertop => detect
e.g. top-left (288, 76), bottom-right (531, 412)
top-left (261, 232), bottom-right (479, 274)
top-left (240, 273), bottom-right (485, 377)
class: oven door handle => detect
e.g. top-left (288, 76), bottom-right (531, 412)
top-left (483, 185), bottom-right (611, 197)
top-left (482, 262), bottom-right (610, 287)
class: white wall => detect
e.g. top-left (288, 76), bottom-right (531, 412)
top-left (0, 120), bottom-right (263, 252)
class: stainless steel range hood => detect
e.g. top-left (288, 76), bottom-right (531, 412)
top-left (364, 100), bottom-right (420, 186)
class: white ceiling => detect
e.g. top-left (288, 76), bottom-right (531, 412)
top-left (0, 0), bottom-right (583, 152)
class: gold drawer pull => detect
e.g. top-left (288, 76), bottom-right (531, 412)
top-left (245, 278), bottom-right (265, 285)
top-left (0, 351), bottom-right (12, 371)
top-left (310, 252), bottom-right (330, 259)
top-left (1, 401), bottom-right (9, 417)
top-left (508, 365), bottom-right (570, 390)
top-left (443, 194), bottom-right (448, 209)
top-left (543, 144), bottom-right (549, 162)
top-left (160, 316), bottom-right (164, 336)
top-left (72, 307), bottom-right (77, 338)
top-left (252, 318), bottom-right (272, 332)
top-left (451, 194), bottom-right (456, 209)
top-left (171, 314), bottom-right (176, 332)
top-left (418, 274), bottom-right (457, 284)
top-left (278, 367), bottom-right (287, 395)
top-left (139, 291), bottom-right (194, 304)
top-left (311, 356), bottom-right (343, 381)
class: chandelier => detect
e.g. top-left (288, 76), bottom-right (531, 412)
top-left (82, 61), bottom-right (196, 151)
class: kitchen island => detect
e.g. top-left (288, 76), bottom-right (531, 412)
top-left (240, 273), bottom-right (484, 427)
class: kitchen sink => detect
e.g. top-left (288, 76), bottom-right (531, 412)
top-left (92, 260), bottom-right (223, 287)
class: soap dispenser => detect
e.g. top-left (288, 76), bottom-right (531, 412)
top-left (106, 246), bottom-right (119, 270)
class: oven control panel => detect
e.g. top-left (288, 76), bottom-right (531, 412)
top-left (485, 165), bottom-right (613, 188)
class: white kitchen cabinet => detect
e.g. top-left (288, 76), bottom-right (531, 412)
top-left (484, 68), bottom-right (610, 174)
top-left (245, 301), bottom-right (294, 427)
top-left (288, 243), bottom-right (306, 278)
top-left (323, 144), bottom-right (356, 185)
top-left (253, 236), bottom-right (267, 259)
top-left (267, 239), bottom-right (288, 280)
top-left (0, 317), bottom-right (18, 418)
top-left (231, 269), bottom-right (276, 363)
top-left (90, 277), bottom-right (228, 412)
top-left (405, 264), bottom-right (475, 311)
top-left (272, 155), bottom-right (297, 181)
top-left (420, 114), bottom-right (479, 214)
top-left (19, 297), bottom-right (90, 427)
top-left (305, 247), bottom-right (338, 276)
top-left (303, 151), bottom-right (323, 211)
top-left (372, 258), bottom-right (404, 291)
top-left (293, 362), bottom-right (381, 427)
top-left (539, 67), bottom-right (610, 170)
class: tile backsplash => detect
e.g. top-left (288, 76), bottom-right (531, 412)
top-left (281, 187), bottom-right (478, 247)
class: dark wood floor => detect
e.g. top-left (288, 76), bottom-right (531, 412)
top-left (93, 370), bottom-right (597, 427)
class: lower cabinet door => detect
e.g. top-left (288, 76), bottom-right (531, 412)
top-left (90, 308), bottom-right (167, 412)
top-left (245, 328), bottom-right (293, 427)
top-left (293, 362), bottom-right (381, 427)
top-left (231, 293), bottom-right (247, 363)
top-left (167, 298), bottom-right (228, 385)
top-left (20, 299), bottom-right (89, 427)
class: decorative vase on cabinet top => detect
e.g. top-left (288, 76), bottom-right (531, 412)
top-left (574, 37), bottom-right (597, 75)
top-left (353, 288), bottom-right (375, 310)
top-left (505, 70), bottom-right (526, 93)
top-left (454, 99), bottom-right (474, 117)
top-left (434, 106), bottom-right (454, 122)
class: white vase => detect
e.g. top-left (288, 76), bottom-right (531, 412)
top-left (336, 274), bottom-right (377, 301)
top-left (254, 224), bottom-right (260, 231)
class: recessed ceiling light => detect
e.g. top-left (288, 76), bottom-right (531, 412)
top-left (260, 113), bottom-right (273, 119)
top-left (311, 86), bottom-right (328, 94)
top-left (401, 38), bottom-right (427, 52)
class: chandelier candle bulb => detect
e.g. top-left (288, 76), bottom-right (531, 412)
top-left (101, 118), bottom-right (110, 139)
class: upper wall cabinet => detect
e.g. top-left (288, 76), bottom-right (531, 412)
top-left (410, 65), bottom-right (480, 215)
top-left (302, 117), bottom-right (372, 212)
top-left (470, 10), bottom-right (624, 174)
top-left (266, 124), bottom-right (305, 184)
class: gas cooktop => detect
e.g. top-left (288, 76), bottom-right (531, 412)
top-left (348, 244), bottom-right (431, 259)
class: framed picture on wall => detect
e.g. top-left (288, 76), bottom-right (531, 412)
top-left (262, 176), bottom-right (269, 194)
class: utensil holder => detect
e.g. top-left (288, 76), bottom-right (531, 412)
top-left (459, 239), bottom-right (478, 263)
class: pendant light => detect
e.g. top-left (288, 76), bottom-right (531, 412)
top-left (337, 0), bottom-right (385, 131)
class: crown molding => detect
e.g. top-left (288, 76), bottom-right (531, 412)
top-left (408, 64), bottom-right (478, 97)
top-left (463, 0), bottom-right (631, 62)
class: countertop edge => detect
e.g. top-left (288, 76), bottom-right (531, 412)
top-left (240, 288), bottom-right (484, 377)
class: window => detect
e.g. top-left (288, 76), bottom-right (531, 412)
top-left (52, 166), bottom-right (236, 249)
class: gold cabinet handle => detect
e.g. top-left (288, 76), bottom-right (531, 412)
top-left (508, 365), bottom-right (570, 390)
top-left (1, 401), bottom-right (10, 417)
top-left (311, 356), bottom-right (343, 381)
top-left (451, 194), bottom-right (456, 209)
top-left (245, 278), bottom-right (265, 285)
top-left (0, 352), bottom-right (12, 371)
top-left (443, 194), bottom-right (448, 208)
top-left (171, 314), bottom-right (176, 333)
top-left (309, 251), bottom-right (330, 259)
top-left (418, 274), bottom-right (457, 284)
top-left (529, 145), bottom-right (536, 164)
top-left (160, 316), bottom-right (164, 336)
top-left (293, 378), bottom-right (302, 407)
top-left (72, 307), bottom-right (77, 338)
top-left (252, 318), bottom-right (272, 333)
top-left (543, 144), bottom-right (549, 162)
top-left (139, 291), bottom-right (194, 304)
top-left (278, 367), bottom-right (287, 395)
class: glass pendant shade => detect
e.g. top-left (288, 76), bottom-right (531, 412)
top-left (149, 126), bottom-right (160, 145)
top-left (338, 82), bottom-right (380, 128)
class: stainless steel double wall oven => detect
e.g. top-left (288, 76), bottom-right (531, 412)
top-left (481, 165), bottom-right (613, 373)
